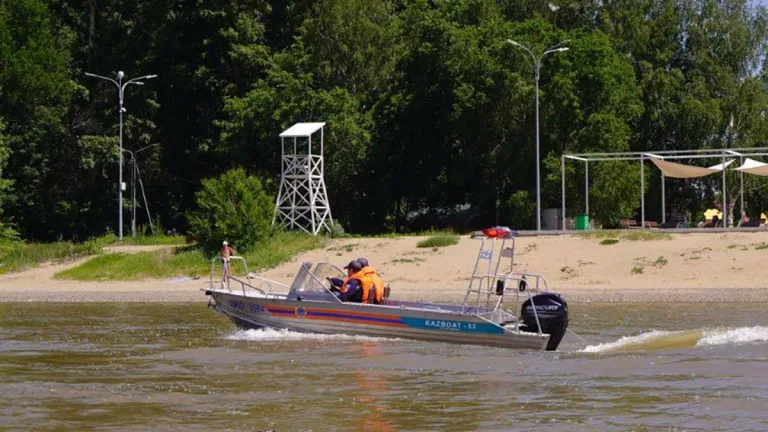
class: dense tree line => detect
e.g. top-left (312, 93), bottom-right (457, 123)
top-left (1, 0), bottom-right (768, 240)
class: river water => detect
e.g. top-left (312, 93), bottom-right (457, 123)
top-left (1, 302), bottom-right (767, 431)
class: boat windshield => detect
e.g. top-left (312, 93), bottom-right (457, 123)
top-left (288, 262), bottom-right (344, 295)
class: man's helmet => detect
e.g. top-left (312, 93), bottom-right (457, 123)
top-left (222, 241), bottom-right (228, 245)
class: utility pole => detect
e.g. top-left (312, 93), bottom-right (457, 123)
top-left (85, 71), bottom-right (157, 239)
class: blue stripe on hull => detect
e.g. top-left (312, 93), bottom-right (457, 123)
top-left (400, 317), bottom-right (505, 334)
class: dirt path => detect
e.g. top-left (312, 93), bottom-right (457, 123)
top-left (102, 244), bottom-right (174, 253)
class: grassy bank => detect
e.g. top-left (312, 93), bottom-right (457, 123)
top-left (0, 241), bottom-right (99, 274)
top-left (100, 233), bottom-right (187, 246)
top-left (54, 232), bottom-right (327, 281)
top-left (0, 234), bottom-right (187, 275)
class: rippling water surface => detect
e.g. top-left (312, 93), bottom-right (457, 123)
top-left (1, 302), bottom-right (767, 431)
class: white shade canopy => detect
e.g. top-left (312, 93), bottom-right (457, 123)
top-left (279, 122), bottom-right (326, 137)
top-left (735, 158), bottom-right (768, 176)
top-left (650, 158), bottom-right (734, 178)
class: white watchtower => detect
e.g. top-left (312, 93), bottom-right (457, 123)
top-left (272, 122), bottom-right (333, 235)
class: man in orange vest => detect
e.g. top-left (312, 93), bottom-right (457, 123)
top-left (357, 257), bottom-right (385, 304)
top-left (328, 260), bottom-right (364, 302)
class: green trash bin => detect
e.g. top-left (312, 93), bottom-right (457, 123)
top-left (575, 214), bottom-right (590, 230)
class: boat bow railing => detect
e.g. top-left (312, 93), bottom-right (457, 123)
top-left (209, 256), bottom-right (286, 298)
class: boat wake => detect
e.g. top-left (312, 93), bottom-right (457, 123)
top-left (581, 326), bottom-right (768, 353)
top-left (226, 328), bottom-right (391, 342)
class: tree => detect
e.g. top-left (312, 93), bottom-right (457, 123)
top-left (187, 168), bottom-right (274, 254)
top-left (0, 118), bottom-right (16, 240)
top-left (0, 0), bottom-right (78, 239)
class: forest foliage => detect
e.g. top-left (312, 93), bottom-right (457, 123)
top-left (2, 0), bottom-right (768, 239)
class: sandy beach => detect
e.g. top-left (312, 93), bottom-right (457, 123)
top-left (2, 232), bottom-right (768, 303)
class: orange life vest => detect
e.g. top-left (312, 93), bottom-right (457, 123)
top-left (359, 266), bottom-right (384, 304)
top-left (344, 269), bottom-right (372, 304)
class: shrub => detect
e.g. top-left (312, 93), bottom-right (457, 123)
top-left (507, 190), bottom-right (535, 229)
top-left (600, 238), bottom-right (619, 245)
top-left (417, 234), bottom-right (460, 248)
top-left (328, 221), bottom-right (350, 238)
top-left (187, 168), bottom-right (274, 255)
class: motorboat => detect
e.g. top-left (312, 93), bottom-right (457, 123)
top-left (204, 227), bottom-right (569, 351)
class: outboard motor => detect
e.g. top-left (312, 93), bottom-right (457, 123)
top-left (521, 293), bottom-right (568, 351)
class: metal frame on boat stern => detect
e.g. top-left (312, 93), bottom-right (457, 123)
top-left (460, 231), bottom-right (549, 337)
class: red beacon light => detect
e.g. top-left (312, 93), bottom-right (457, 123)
top-left (482, 226), bottom-right (512, 238)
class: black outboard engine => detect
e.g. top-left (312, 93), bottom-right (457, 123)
top-left (521, 293), bottom-right (568, 351)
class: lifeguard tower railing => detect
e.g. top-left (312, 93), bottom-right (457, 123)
top-left (460, 229), bottom-right (551, 330)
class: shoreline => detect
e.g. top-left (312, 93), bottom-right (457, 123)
top-left (2, 286), bottom-right (768, 303)
top-left (4, 232), bottom-right (768, 303)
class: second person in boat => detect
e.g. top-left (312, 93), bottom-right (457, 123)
top-left (357, 257), bottom-right (385, 305)
top-left (328, 259), bottom-right (384, 304)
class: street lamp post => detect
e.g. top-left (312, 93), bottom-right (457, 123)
top-left (122, 143), bottom-right (159, 236)
top-left (85, 71), bottom-right (157, 240)
top-left (505, 39), bottom-right (569, 231)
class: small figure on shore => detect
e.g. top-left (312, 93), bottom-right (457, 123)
top-left (220, 240), bottom-right (235, 279)
top-left (704, 215), bottom-right (721, 228)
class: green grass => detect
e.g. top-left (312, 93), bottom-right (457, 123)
top-left (654, 256), bottom-right (668, 266)
top-left (115, 234), bottom-right (187, 246)
top-left (600, 238), bottom-right (620, 245)
top-left (579, 230), bottom-right (671, 241)
top-left (0, 233), bottom-right (188, 275)
top-left (326, 243), bottom-right (360, 253)
top-left (755, 243), bottom-right (768, 250)
top-left (85, 233), bottom-right (188, 247)
top-left (631, 266), bottom-right (645, 275)
top-left (623, 231), bottom-right (672, 241)
top-left (0, 241), bottom-right (100, 274)
top-left (416, 234), bottom-right (460, 248)
top-left (55, 232), bottom-right (327, 281)
top-left (389, 257), bottom-right (426, 264)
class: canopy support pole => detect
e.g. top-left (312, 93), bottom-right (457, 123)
top-left (561, 156), bottom-right (566, 230)
top-left (641, 156), bottom-right (645, 227)
top-left (585, 160), bottom-right (589, 217)
top-left (722, 152), bottom-right (727, 228)
top-left (740, 156), bottom-right (744, 220)
top-left (661, 173), bottom-right (666, 223)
